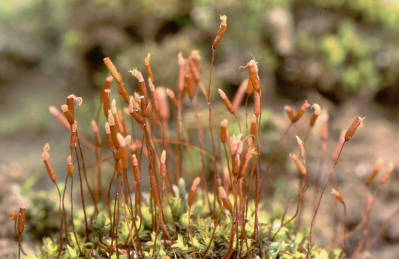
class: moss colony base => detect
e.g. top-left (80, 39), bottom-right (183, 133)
top-left (26, 181), bottom-right (342, 259)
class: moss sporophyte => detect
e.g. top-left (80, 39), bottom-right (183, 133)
top-left (11, 14), bottom-right (397, 259)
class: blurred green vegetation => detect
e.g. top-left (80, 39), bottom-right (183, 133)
top-left (2, 0), bottom-right (399, 107)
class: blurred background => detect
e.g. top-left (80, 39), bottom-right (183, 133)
top-left (0, 0), bottom-right (399, 257)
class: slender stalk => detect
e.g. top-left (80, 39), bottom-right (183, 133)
top-left (272, 180), bottom-right (308, 241)
top-left (55, 183), bottom-right (64, 259)
top-left (340, 203), bottom-right (347, 258)
top-left (94, 143), bottom-right (103, 203)
top-left (143, 123), bottom-right (172, 239)
top-left (106, 164), bottom-right (117, 215)
top-left (61, 175), bottom-right (70, 244)
top-left (115, 176), bottom-right (121, 259)
top-left (73, 147), bottom-right (89, 237)
top-left (307, 142), bottom-right (346, 258)
top-left (203, 213), bottom-right (220, 258)
top-left (222, 215), bottom-right (236, 259)
top-left (206, 49), bottom-right (221, 221)
top-left (77, 138), bottom-right (99, 214)
top-left (191, 98), bottom-right (212, 210)
top-left (70, 175), bottom-right (82, 254)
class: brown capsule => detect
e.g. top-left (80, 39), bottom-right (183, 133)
top-left (188, 177), bottom-right (201, 207)
top-left (103, 58), bottom-right (129, 104)
top-left (220, 119), bottom-right (229, 143)
top-left (66, 155), bottom-right (74, 177)
top-left (140, 94), bottom-right (150, 116)
top-left (247, 60), bottom-right (260, 93)
top-left (310, 103), bottom-right (321, 127)
top-left (65, 94), bottom-right (82, 119)
top-left (103, 75), bottom-right (113, 90)
top-left (61, 104), bottom-right (74, 125)
top-left (17, 206), bottom-right (26, 235)
top-left (232, 153), bottom-right (241, 176)
top-left (380, 162), bottom-right (395, 185)
top-left (105, 122), bottom-right (116, 152)
top-left (292, 100), bottom-right (310, 123)
top-left (111, 99), bottom-right (125, 135)
top-left (246, 78), bottom-right (254, 95)
top-left (108, 113), bottom-right (120, 149)
top-left (218, 186), bottom-right (233, 212)
top-left (49, 106), bottom-right (71, 130)
top-left (110, 99), bottom-right (118, 120)
top-left (177, 52), bottom-right (186, 93)
top-left (102, 89), bottom-right (111, 118)
top-left (148, 78), bottom-right (160, 112)
top-left (117, 133), bottom-right (129, 170)
top-left (132, 154), bottom-right (141, 182)
top-left (42, 144), bottom-right (57, 183)
top-left (156, 87), bottom-right (170, 121)
top-left (130, 69), bottom-right (149, 105)
top-left (185, 71), bottom-right (197, 99)
top-left (284, 105), bottom-right (295, 122)
top-left (218, 89), bottom-right (235, 114)
top-left (188, 54), bottom-right (201, 84)
top-left (191, 50), bottom-right (201, 68)
top-left (129, 108), bottom-right (146, 125)
top-left (189, 50), bottom-right (201, 83)
top-left (331, 188), bottom-right (345, 205)
top-left (66, 95), bottom-right (75, 121)
top-left (240, 148), bottom-right (256, 178)
top-left (139, 81), bottom-right (149, 106)
top-left (166, 88), bottom-right (180, 109)
top-left (232, 79), bottom-right (249, 111)
top-left (344, 117), bottom-right (364, 142)
top-left (144, 53), bottom-right (155, 83)
top-left (213, 15), bottom-right (228, 50)
top-left (103, 57), bottom-right (123, 84)
top-left (289, 153), bottom-right (307, 176)
top-left (365, 159), bottom-right (383, 186)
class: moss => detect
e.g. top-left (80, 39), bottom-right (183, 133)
top-left (26, 180), bottom-right (343, 258)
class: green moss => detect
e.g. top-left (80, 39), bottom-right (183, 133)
top-left (27, 180), bottom-right (343, 258)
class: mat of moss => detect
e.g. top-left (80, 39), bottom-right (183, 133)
top-left (25, 179), bottom-right (342, 259)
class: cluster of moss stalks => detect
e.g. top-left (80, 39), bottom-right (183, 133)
top-left (9, 14), bottom-right (368, 259)
top-left (26, 180), bottom-right (341, 259)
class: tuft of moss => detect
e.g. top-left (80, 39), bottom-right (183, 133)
top-left (26, 180), bottom-right (342, 258)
